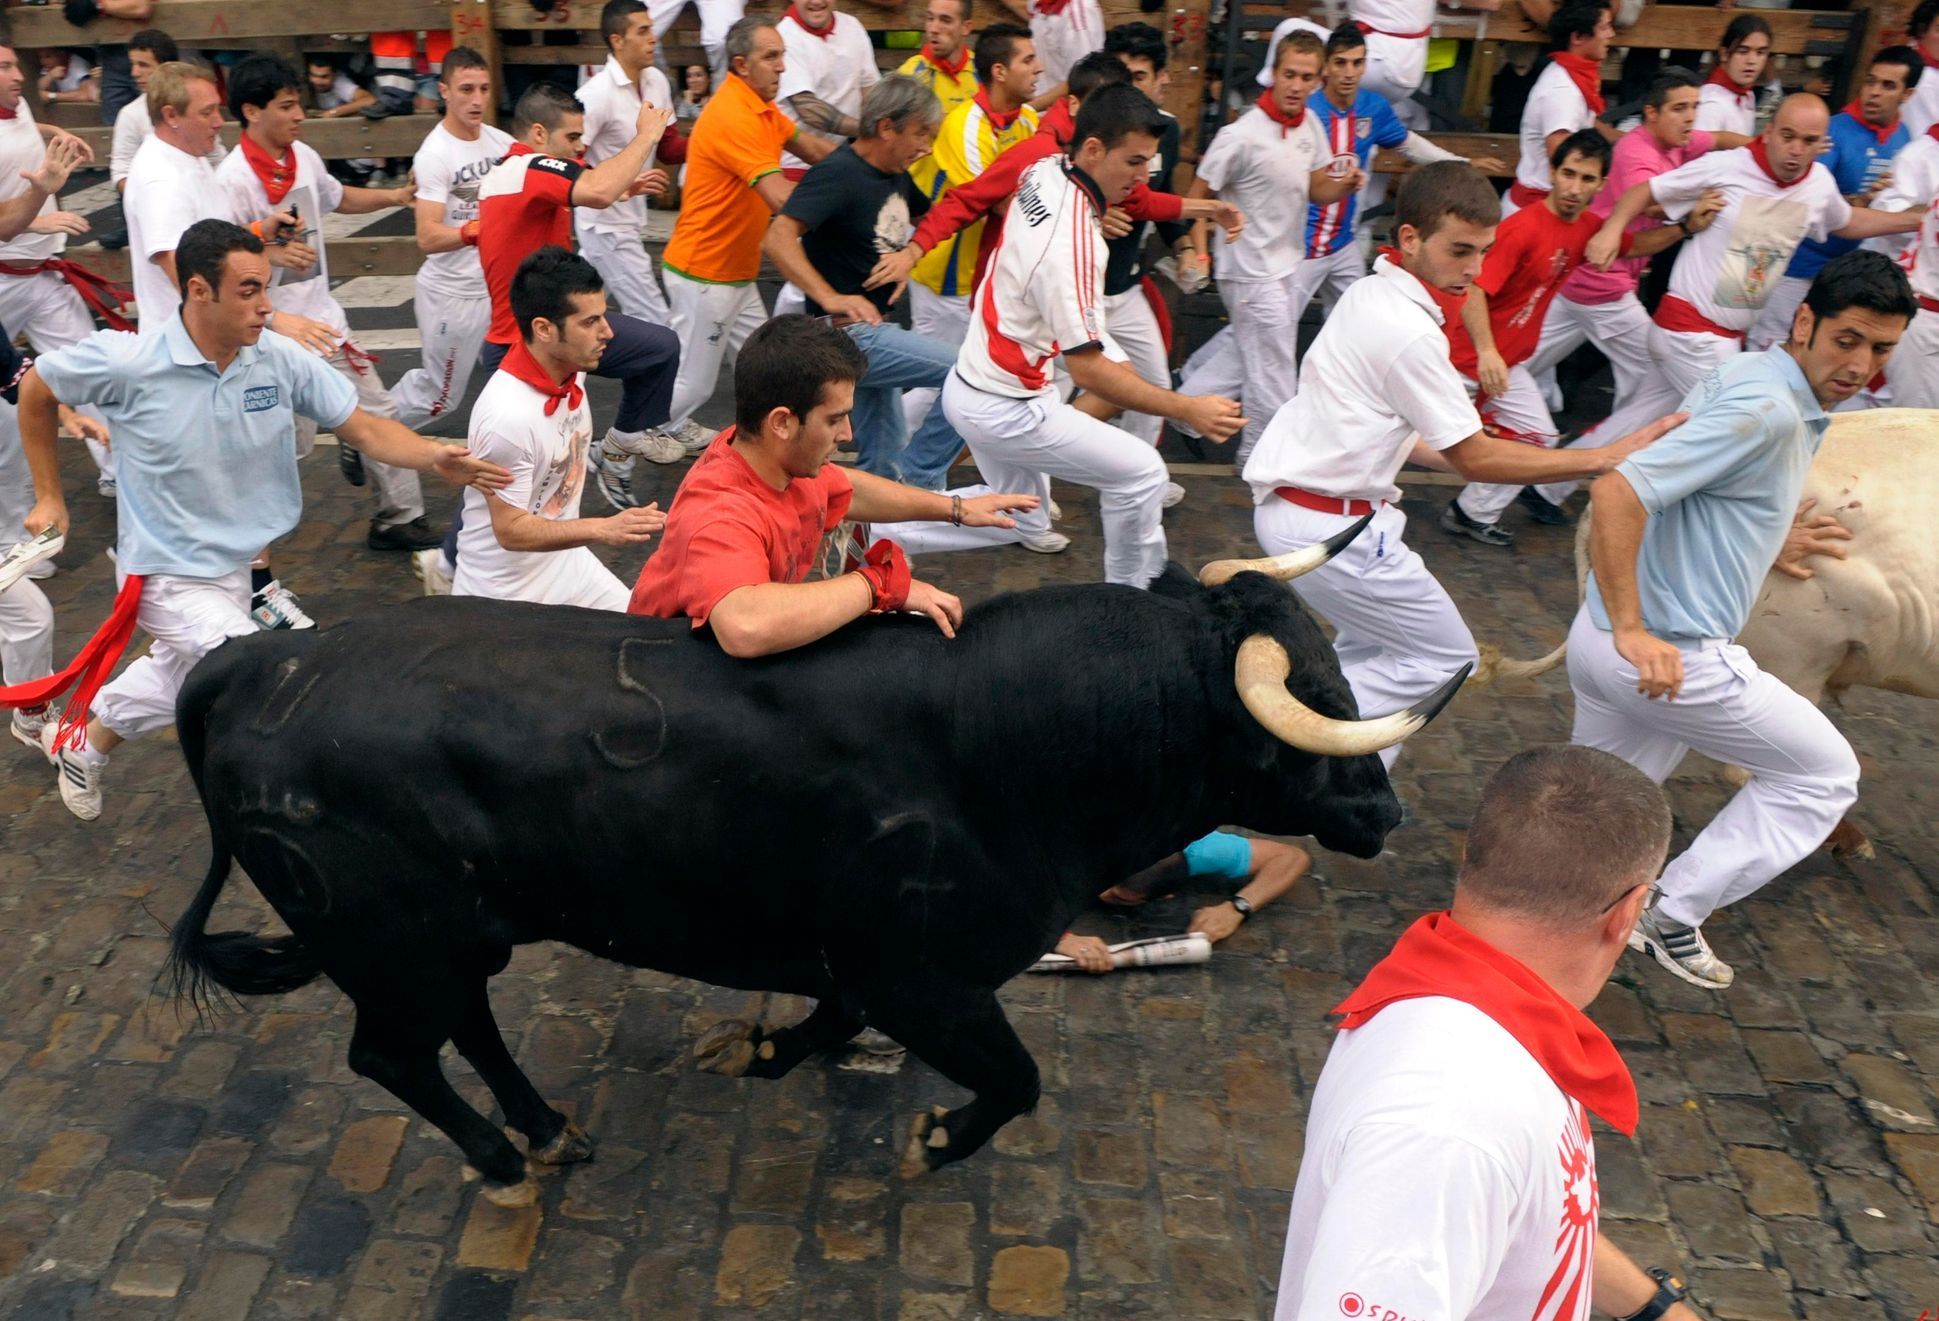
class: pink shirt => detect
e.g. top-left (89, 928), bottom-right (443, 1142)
top-left (1560, 126), bottom-right (1713, 306)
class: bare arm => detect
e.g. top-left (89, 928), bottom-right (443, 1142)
top-left (0, 135), bottom-right (85, 241)
top-left (1463, 286), bottom-right (1507, 396)
top-left (763, 214), bottom-right (879, 324)
top-left (484, 489), bottom-right (663, 552)
top-left (1441, 410), bottom-right (1684, 486)
top-left (753, 170), bottom-right (797, 213)
top-left (336, 178), bottom-right (415, 216)
top-left (1585, 180), bottom-right (1659, 267)
top-left (786, 91), bottom-right (859, 140)
top-left (1588, 469), bottom-right (1686, 699)
top-left (1309, 163), bottom-right (1362, 206)
top-left (18, 369), bottom-right (68, 537)
top-left (998, 0), bottom-right (1030, 18)
top-left (846, 466), bottom-right (1039, 526)
top-left (1834, 205), bottom-right (1924, 240)
top-left (785, 128), bottom-right (835, 166)
top-left (1591, 1237), bottom-right (1702, 1320)
top-left (1065, 346), bottom-right (1244, 442)
top-left (1709, 131), bottom-right (1750, 151)
top-left (414, 197), bottom-right (467, 254)
top-left (571, 103), bottom-right (674, 208)
top-left (708, 576), bottom-right (879, 657)
top-left (334, 408), bottom-right (513, 488)
top-left (319, 85), bottom-right (377, 118)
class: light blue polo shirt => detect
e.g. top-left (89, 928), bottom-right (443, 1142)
top-left (34, 315), bottom-right (357, 578)
top-left (1586, 348), bottom-right (1829, 642)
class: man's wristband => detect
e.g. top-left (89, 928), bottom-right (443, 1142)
top-left (1615, 1268), bottom-right (1687, 1321)
top-left (460, 219), bottom-right (482, 247)
top-left (950, 494), bottom-right (962, 526)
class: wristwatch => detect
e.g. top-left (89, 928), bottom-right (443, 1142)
top-left (1229, 895), bottom-right (1254, 922)
top-left (1616, 1268), bottom-right (1687, 1321)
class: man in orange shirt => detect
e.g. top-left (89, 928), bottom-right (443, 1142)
top-left (661, 17), bottom-right (834, 435)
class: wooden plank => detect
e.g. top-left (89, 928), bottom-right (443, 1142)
top-left (53, 115), bottom-right (442, 164)
top-left (1856, 1), bottom-right (1918, 76)
top-left (62, 234), bottom-right (423, 286)
top-left (7, 0), bottom-right (449, 46)
top-left (450, 0), bottom-right (508, 130)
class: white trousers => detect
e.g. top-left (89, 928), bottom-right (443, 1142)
top-left (454, 550), bottom-right (630, 611)
top-left (1453, 366), bottom-right (1574, 523)
top-left (649, 0), bottom-right (742, 78)
top-left (666, 268), bottom-right (767, 428)
top-left (1179, 324), bottom-right (1241, 400)
top-left (1566, 606), bottom-right (1859, 928)
top-left (0, 270), bottom-right (112, 478)
top-left (576, 224), bottom-right (670, 325)
top-left (1361, 33), bottom-right (1428, 107)
top-left (902, 285), bottom-right (971, 438)
top-left (939, 373), bottom-right (1168, 586)
top-left (1884, 305), bottom-right (1939, 407)
top-left (1255, 497), bottom-right (1478, 770)
top-left (0, 576), bottom-right (53, 687)
top-left (93, 568), bottom-right (258, 741)
top-left (1102, 284), bottom-right (1168, 446)
top-left (390, 288), bottom-right (491, 432)
top-left (1746, 273), bottom-right (1812, 352)
top-left (1579, 324), bottom-right (1739, 447)
top-left (1287, 240), bottom-right (1367, 320)
top-left (295, 345), bottom-right (424, 526)
top-left (1225, 273), bottom-right (1303, 464)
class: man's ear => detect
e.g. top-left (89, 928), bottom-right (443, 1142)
top-left (763, 404), bottom-right (797, 441)
top-left (1602, 881), bottom-right (1651, 949)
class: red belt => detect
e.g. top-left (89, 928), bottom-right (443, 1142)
top-left (1275, 486), bottom-right (1380, 517)
top-left (0, 574), bottom-right (145, 751)
top-left (1355, 20), bottom-right (1432, 37)
top-left (0, 257), bottom-right (135, 333)
top-left (1919, 295), bottom-right (1939, 315)
top-left (1654, 294), bottom-right (1744, 342)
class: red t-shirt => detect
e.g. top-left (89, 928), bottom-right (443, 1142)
top-left (1443, 202), bottom-right (1629, 376)
top-left (477, 145), bottom-right (582, 347)
top-left (628, 430), bottom-right (856, 625)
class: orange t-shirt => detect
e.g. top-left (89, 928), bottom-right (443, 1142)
top-left (660, 74), bottom-right (798, 285)
top-left (628, 430), bottom-right (855, 625)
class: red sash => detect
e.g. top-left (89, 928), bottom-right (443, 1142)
top-left (0, 574), bottom-right (146, 750)
top-left (0, 259), bottom-right (136, 333)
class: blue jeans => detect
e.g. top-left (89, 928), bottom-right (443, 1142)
top-left (844, 321), bottom-right (963, 486)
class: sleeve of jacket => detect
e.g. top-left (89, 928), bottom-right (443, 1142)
top-left (911, 134), bottom-right (1047, 253)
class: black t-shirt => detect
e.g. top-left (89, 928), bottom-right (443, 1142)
top-left (1104, 111), bottom-right (1189, 297)
top-left (780, 142), bottom-right (929, 316)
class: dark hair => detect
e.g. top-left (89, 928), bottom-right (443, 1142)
top-left (973, 23), bottom-right (1031, 86)
top-left (1068, 49), bottom-right (1132, 102)
top-left (1550, 126), bottom-right (1611, 174)
top-left (129, 28), bottom-right (179, 64)
top-left (1643, 67), bottom-right (1700, 111)
top-left (1547, 1), bottom-right (1607, 52)
top-left (1803, 249), bottom-right (1918, 332)
top-left (1071, 82), bottom-right (1166, 154)
top-left (1325, 19), bottom-right (1368, 60)
top-left (1104, 22), bottom-right (1167, 74)
top-left (1395, 160), bottom-right (1500, 240)
top-left (601, 0), bottom-right (649, 49)
top-left (441, 45), bottom-right (491, 83)
top-left (1718, 13), bottom-right (1772, 54)
top-left (511, 246), bottom-right (604, 342)
top-left (1870, 44), bottom-right (1924, 92)
top-left (513, 81), bottom-right (582, 134)
top-left (1273, 29), bottom-right (1325, 72)
top-left (1915, 0), bottom-right (1939, 40)
top-left (1460, 746), bottom-right (1672, 927)
top-left (226, 54), bottom-right (301, 125)
top-left (734, 315), bottom-right (868, 436)
top-left (176, 219), bottom-right (264, 304)
top-left (305, 55), bottom-right (335, 73)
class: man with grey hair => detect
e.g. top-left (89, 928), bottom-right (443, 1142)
top-left (1277, 746), bottom-right (1704, 1321)
top-left (762, 75), bottom-right (969, 481)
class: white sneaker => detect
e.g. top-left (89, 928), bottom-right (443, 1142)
top-left (600, 426), bottom-right (685, 465)
top-left (97, 475), bottom-right (117, 499)
top-left (413, 548), bottom-right (453, 596)
top-left (592, 450), bottom-right (640, 509)
top-left (1162, 481), bottom-right (1186, 509)
top-left (42, 723), bottom-right (104, 821)
top-left (10, 705), bottom-right (52, 757)
top-left (671, 418), bottom-right (716, 452)
top-left (1048, 498), bottom-right (1064, 522)
top-left (1628, 905), bottom-right (1734, 989)
top-left (1018, 530), bottom-right (1071, 554)
top-left (251, 580), bottom-right (315, 631)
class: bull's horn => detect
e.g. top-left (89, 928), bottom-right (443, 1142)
top-left (1198, 513), bottom-right (1374, 587)
top-left (1235, 634), bottom-right (1471, 757)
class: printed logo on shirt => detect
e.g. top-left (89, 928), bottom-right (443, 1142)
top-left (1355, 117), bottom-right (1372, 141)
top-left (242, 385), bottom-right (282, 413)
top-left (1714, 195), bottom-right (1811, 310)
top-left (532, 155), bottom-right (576, 177)
top-left (1334, 1295), bottom-right (1421, 1321)
top-left (1016, 169), bottom-right (1053, 228)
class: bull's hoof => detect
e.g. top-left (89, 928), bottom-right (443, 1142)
top-left (531, 1122), bottom-right (595, 1166)
top-left (1826, 818), bottom-right (1875, 860)
top-left (692, 1019), bottom-right (761, 1077)
top-left (463, 1163), bottom-right (540, 1207)
top-left (899, 1105), bottom-right (951, 1180)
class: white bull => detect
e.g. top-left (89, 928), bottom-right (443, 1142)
top-left (1472, 407), bottom-right (1939, 859)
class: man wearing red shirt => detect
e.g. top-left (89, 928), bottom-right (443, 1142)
top-left (630, 315), bottom-right (1036, 655)
top-left (1441, 129), bottom-right (1707, 547)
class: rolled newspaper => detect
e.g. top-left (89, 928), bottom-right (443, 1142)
top-left (1028, 933), bottom-right (1214, 974)
top-left (0, 527), bottom-right (62, 594)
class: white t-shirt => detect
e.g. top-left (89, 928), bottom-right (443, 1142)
top-left (1352, 0), bottom-right (1436, 97)
top-left (454, 366), bottom-right (625, 608)
top-left (1196, 105), bottom-right (1327, 283)
top-left (776, 11), bottom-right (879, 173)
top-left (1275, 997), bottom-right (1600, 1321)
top-left (215, 140), bottom-right (348, 336)
top-left (1243, 255), bottom-right (1480, 503)
top-left (1869, 135), bottom-right (1939, 300)
top-left (414, 119), bottom-right (515, 301)
top-left (110, 98), bottom-right (225, 186)
top-left (575, 57), bottom-right (673, 236)
top-left (1695, 81), bottom-right (1757, 138)
top-left (124, 135), bottom-right (225, 329)
top-left (1516, 61), bottom-right (1594, 196)
top-left (1907, 70), bottom-right (1939, 140)
top-left (957, 155), bottom-right (1119, 400)
top-left (1029, 0), bottom-right (1104, 89)
top-left (1651, 146), bottom-right (1852, 332)
top-left (0, 101), bottom-right (61, 264)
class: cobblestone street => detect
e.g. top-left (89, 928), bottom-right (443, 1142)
top-left (3, 415), bottom-right (1939, 1319)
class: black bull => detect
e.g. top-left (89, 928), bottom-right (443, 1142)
top-left (165, 559), bottom-right (1456, 1199)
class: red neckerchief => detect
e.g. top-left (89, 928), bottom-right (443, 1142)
top-left (240, 133), bottom-right (297, 206)
top-left (1705, 63), bottom-right (1756, 111)
top-left (1843, 99), bottom-right (1900, 145)
top-left (1747, 136), bottom-right (1808, 189)
top-left (921, 42), bottom-right (969, 78)
top-left (1041, 98), bottom-right (1076, 147)
top-left (1930, 123), bottom-right (1939, 146)
top-left (1255, 90), bottom-right (1307, 137)
top-left (785, 5), bottom-right (835, 38)
top-left (1549, 51), bottom-right (1606, 117)
top-left (500, 339), bottom-right (585, 416)
top-left (974, 87), bottom-right (1021, 131)
top-left (1035, 0), bottom-right (1073, 15)
top-left (1334, 912), bottom-right (1639, 1136)
top-left (0, 102), bottom-right (16, 121)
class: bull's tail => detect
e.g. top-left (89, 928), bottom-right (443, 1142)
top-left (1468, 637), bottom-right (1570, 686)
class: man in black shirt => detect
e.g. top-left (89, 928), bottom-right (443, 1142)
top-left (763, 74), bottom-right (967, 483)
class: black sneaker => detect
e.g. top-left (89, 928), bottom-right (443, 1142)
top-left (97, 226), bottom-right (128, 251)
top-left (339, 443), bottom-right (367, 487)
top-left (1440, 499), bottom-right (1516, 548)
top-left (1517, 486), bottom-right (1573, 526)
top-left (367, 517), bottom-right (445, 551)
